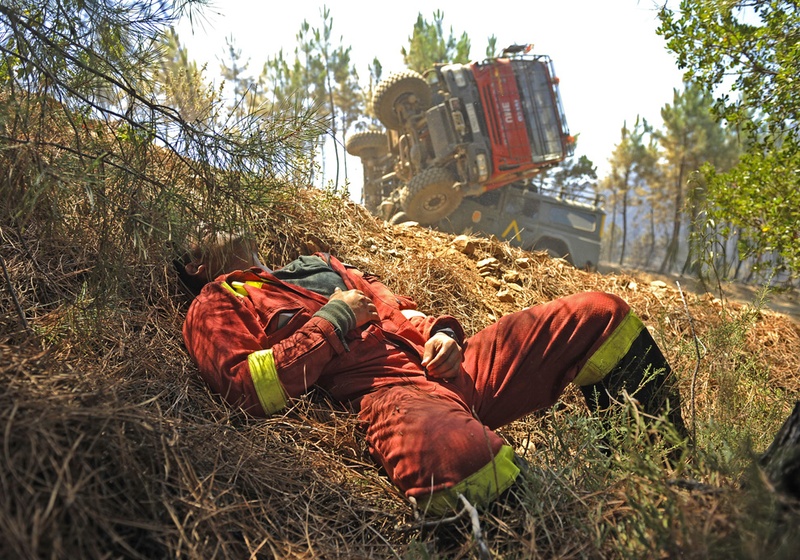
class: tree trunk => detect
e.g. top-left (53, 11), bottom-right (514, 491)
top-left (646, 207), bottom-right (656, 269)
top-left (608, 194), bottom-right (618, 263)
top-left (681, 180), bottom-right (703, 277)
top-left (619, 169), bottom-right (630, 267)
top-left (659, 161), bottom-right (686, 274)
top-left (760, 401), bottom-right (800, 501)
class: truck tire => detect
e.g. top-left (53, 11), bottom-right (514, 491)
top-left (345, 131), bottom-right (388, 160)
top-left (373, 71), bottom-right (432, 130)
top-left (401, 167), bottom-right (462, 225)
top-left (532, 236), bottom-right (574, 266)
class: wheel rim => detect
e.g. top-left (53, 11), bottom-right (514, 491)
top-left (402, 169), bottom-right (462, 224)
top-left (422, 193), bottom-right (448, 213)
top-left (373, 71), bottom-right (431, 130)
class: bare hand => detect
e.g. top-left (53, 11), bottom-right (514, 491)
top-left (329, 287), bottom-right (379, 327)
top-left (421, 332), bottom-right (463, 379)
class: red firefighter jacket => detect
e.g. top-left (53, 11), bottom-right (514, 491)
top-left (182, 254), bottom-right (465, 416)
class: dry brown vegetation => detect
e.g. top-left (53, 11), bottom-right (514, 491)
top-left (2, 188), bottom-right (799, 559)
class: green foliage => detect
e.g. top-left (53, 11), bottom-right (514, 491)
top-left (658, 0), bottom-right (799, 143)
top-left (2, 4), bottom-right (797, 556)
top-left (156, 27), bottom-right (216, 122)
top-left (701, 148), bottom-right (800, 277)
top-left (658, 82), bottom-right (739, 172)
top-left (513, 350), bottom-right (797, 559)
top-left (602, 117), bottom-right (659, 266)
top-left (485, 35), bottom-right (498, 58)
top-left (260, 8), bottom-right (363, 189)
top-left (658, 1), bottom-right (800, 280)
top-left (0, 0), bottom-right (323, 308)
top-left (552, 154), bottom-right (598, 196)
top-left (401, 10), bottom-right (471, 73)
top-left (355, 57), bottom-right (384, 126)
top-left (219, 35), bottom-right (264, 118)
top-left (657, 81), bottom-right (741, 275)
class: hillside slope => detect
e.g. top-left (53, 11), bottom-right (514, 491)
top-left (2, 189), bottom-right (798, 559)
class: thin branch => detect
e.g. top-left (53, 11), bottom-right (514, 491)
top-left (677, 281), bottom-right (701, 448)
top-left (459, 494), bottom-right (491, 560)
top-left (0, 253), bottom-right (30, 333)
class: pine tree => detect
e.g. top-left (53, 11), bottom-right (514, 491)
top-left (157, 28), bottom-right (215, 123)
top-left (0, 0), bottom-right (324, 278)
top-left (603, 118), bottom-right (657, 267)
top-left (659, 0), bottom-right (800, 279)
top-left (656, 82), bottom-right (738, 274)
top-left (261, 9), bottom-right (363, 189)
top-left (401, 11), bottom-right (471, 73)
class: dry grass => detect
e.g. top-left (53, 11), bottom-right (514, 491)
top-left (2, 188), bottom-right (799, 559)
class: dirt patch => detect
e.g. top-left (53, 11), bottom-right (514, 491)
top-left (598, 262), bottom-right (800, 324)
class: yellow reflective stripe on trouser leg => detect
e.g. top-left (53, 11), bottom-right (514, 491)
top-left (422, 445), bottom-right (520, 516)
top-left (572, 311), bottom-right (645, 387)
top-left (248, 349), bottom-right (288, 415)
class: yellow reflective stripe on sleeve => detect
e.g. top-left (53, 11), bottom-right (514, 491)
top-left (247, 349), bottom-right (288, 415)
top-left (220, 281), bottom-right (242, 296)
top-left (572, 311), bottom-right (645, 386)
top-left (422, 445), bottom-right (520, 516)
top-left (221, 280), bottom-right (266, 297)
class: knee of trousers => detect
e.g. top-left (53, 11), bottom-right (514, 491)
top-left (566, 291), bottom-right (631, 323)
top-left (358, 385), bottom-right (520, 516)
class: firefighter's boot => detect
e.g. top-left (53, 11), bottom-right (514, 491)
top-left (580, 328), bottom-right (688, 447)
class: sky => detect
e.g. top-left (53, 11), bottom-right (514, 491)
top-left (175, 0), bottom-right (686, 198)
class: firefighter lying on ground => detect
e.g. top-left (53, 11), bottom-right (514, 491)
top-left (174, 233), bottom-right (686, 515)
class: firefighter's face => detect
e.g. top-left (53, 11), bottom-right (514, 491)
top-left (186, 233), bottom-right (259, 282)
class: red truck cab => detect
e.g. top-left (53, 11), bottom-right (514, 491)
top-left (348, 46), bottom-right (574, 225)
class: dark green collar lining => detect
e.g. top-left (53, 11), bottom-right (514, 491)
top-left (272, 255), bottom-right (346, 296)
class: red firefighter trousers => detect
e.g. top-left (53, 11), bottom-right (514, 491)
top-left (358, 291), bottom-right (638, 513)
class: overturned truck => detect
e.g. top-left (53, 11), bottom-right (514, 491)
top-left (348, 45), bottom-right (603, 269)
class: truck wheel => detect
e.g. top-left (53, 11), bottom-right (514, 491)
top-left (531, 237), bottom-right (574, 266)
top-left (402, 167), bottom-right (462, 225)
top-left (345, 131), bottom-right (388, 160)
top-left (373, 71), bottom-right (432, 130)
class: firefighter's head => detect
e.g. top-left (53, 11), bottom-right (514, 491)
top-left (174, 232), bottom-right (260, 297)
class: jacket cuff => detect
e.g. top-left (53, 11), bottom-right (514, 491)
top-left (427, 317), bottom-right (465, 344)
top-left (314, 300), bottom-right (356, 343)
top-left (432, 326), bottom-right (460, 343)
